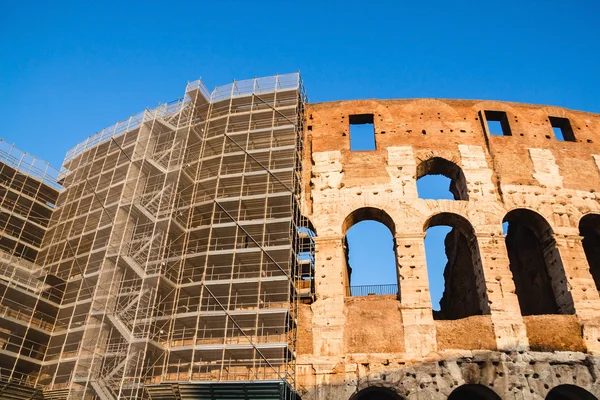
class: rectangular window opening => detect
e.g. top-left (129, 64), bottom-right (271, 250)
top-left (349, 114), bottom-right (376, 151)
top-left (549, 116), bottom-right (576, 142)
top-left (484, 110), bottom-right (512, 136)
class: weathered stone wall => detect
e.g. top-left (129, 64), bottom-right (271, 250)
top-left (299, 351), bottom-right (600, 400)
top-left (298, 99), bottom-right (600, 399)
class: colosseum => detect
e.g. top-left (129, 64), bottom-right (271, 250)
top-left (0, 73), bottom-right (599, 400)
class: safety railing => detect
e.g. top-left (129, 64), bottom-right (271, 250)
top-left (346, 284), bottom-right (398, 297)
top-left (180, 262), bottom-right (289, 283)
top-left (184, 78), bottom-right (212, 100)
top-left (0, 367), bottom-right (39, 387)
top-left (63, 73), bottom-right (301, 167)
top-left (62, 109), bottom-right (145, 167)
top-left (145, 362), bottom-right (290, 385)
top-left (0, 301), bottom-right (55, 332)
top-left (210, 73), bottom-right (300, 102)
top-left (0, 251), bottom-right (48, 292)
top-left (0, 140), bottom-right (62, 190)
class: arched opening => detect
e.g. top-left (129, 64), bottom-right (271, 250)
top-left (343, 207), bottom-right (398, 297)
top-left (579, 214), bottom-right (600, 291)
top-left (351, 387), bottom-right (403, 400)
top-left (448, 384), bottom-right (501, 400)
top-left (416, 157), bottom-right (469, 200)
top-left (503, 209), bottom-right (574, 315)
top-left (424, 213), bottom-right (489, 320)
top-left (546, 385), bottom-right (598, 400)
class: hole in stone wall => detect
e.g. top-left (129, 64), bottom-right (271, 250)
top-left (550, 116), bottom-right (576, 142)
top-left (579, 214), bottom-right (600, 291)
top-left (484, 110), bottom-right (512, 136)
top-left (416, 157), bottom-right (469, 200)
top-left (343, 208), bottom-right (398, 297)
top-left (503, 209), bottom-right (575, 316)
top-left (349, 114), bottom-right (376, 151)
top-left (424, 213), bottom-right (489, 320)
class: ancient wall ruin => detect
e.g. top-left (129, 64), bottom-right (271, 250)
top-left (297, 98), bottom-right (600, 400)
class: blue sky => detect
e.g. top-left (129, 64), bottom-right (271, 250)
top-left (2, 1), bottom-right (599, 308)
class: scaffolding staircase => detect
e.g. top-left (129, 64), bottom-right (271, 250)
top-left (137, 184), bottom-right (174, 218)
top-left (142, 137), bottom-right (185, 175)
top-left (90, 380), bottom-right (118, 400)
top-left (83, 114), bottom-right (185, 399)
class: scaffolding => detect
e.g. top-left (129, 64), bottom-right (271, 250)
top-left (0, 72), bottom-right (313, 400)
top-left (0, 140), bottom-right (61, 400)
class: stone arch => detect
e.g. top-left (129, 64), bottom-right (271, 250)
top-left (537, 106), bottom-right (580, 124)
top-left (502, 194), bottom-right (558, 226)
top-left (569, 204), bottom-right (600, 232)
top-left (416, 156), bottom-right (469, 200)
top-left (342, 207), bottom-right (396, 236)
top-left (448, 384), bottom-right (501, 400)
top-left (423, 212), bottom-right (490, 319)
top-left (472, 100), bottom-right (519, 115)
top-left (350, 386), bottom-right (403, 400)
top-left (578, 213), bottom-right (600, 291)
top-left (424, 211), bottom-right (475, 234)
top-left (417, 200), bottom-right (471, 230)
top-left (538, 106), bottom-right (572, 120)
top-left (328, 188), bottom-right (400, 234)
top-left (504, 199), bottom-right (582, 236)
top-left (504, 208), bottom-right (575, 315)
top-left (546, 384), bottom-right (598, 400)
top-left (303, 216), bottom-right (317, 236)
top-left (342, 207), bottom-right (398, 296)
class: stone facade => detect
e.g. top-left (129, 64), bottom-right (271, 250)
top-left (297, 99), bottom-right (600, 400)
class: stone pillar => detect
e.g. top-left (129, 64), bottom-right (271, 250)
top-left (311, 235), bottom-right (346, 356)
top-left (554, 234), bottom-right (600, 353)
top-left (476, 233), bottom-right (528, 350)
top-left (396, 233), bottom-right (436, 356)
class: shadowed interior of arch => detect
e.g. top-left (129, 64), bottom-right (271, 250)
top-left (448, 384), bottom-right (502, 400)
top-left (579, 213), bottom-right (600, 291)
top-left (352, 387), bottom-right (404, 400)
top-left (424, 213), bottom-right (489, 320)
top-left (503, 209), bottom-right (575, 316)
top-left (416, 157), bottom-right (469, 200)
top-left (546, 384), bottom-right (599, 400)
top-left (343, 207), bottom-right (398, 296)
